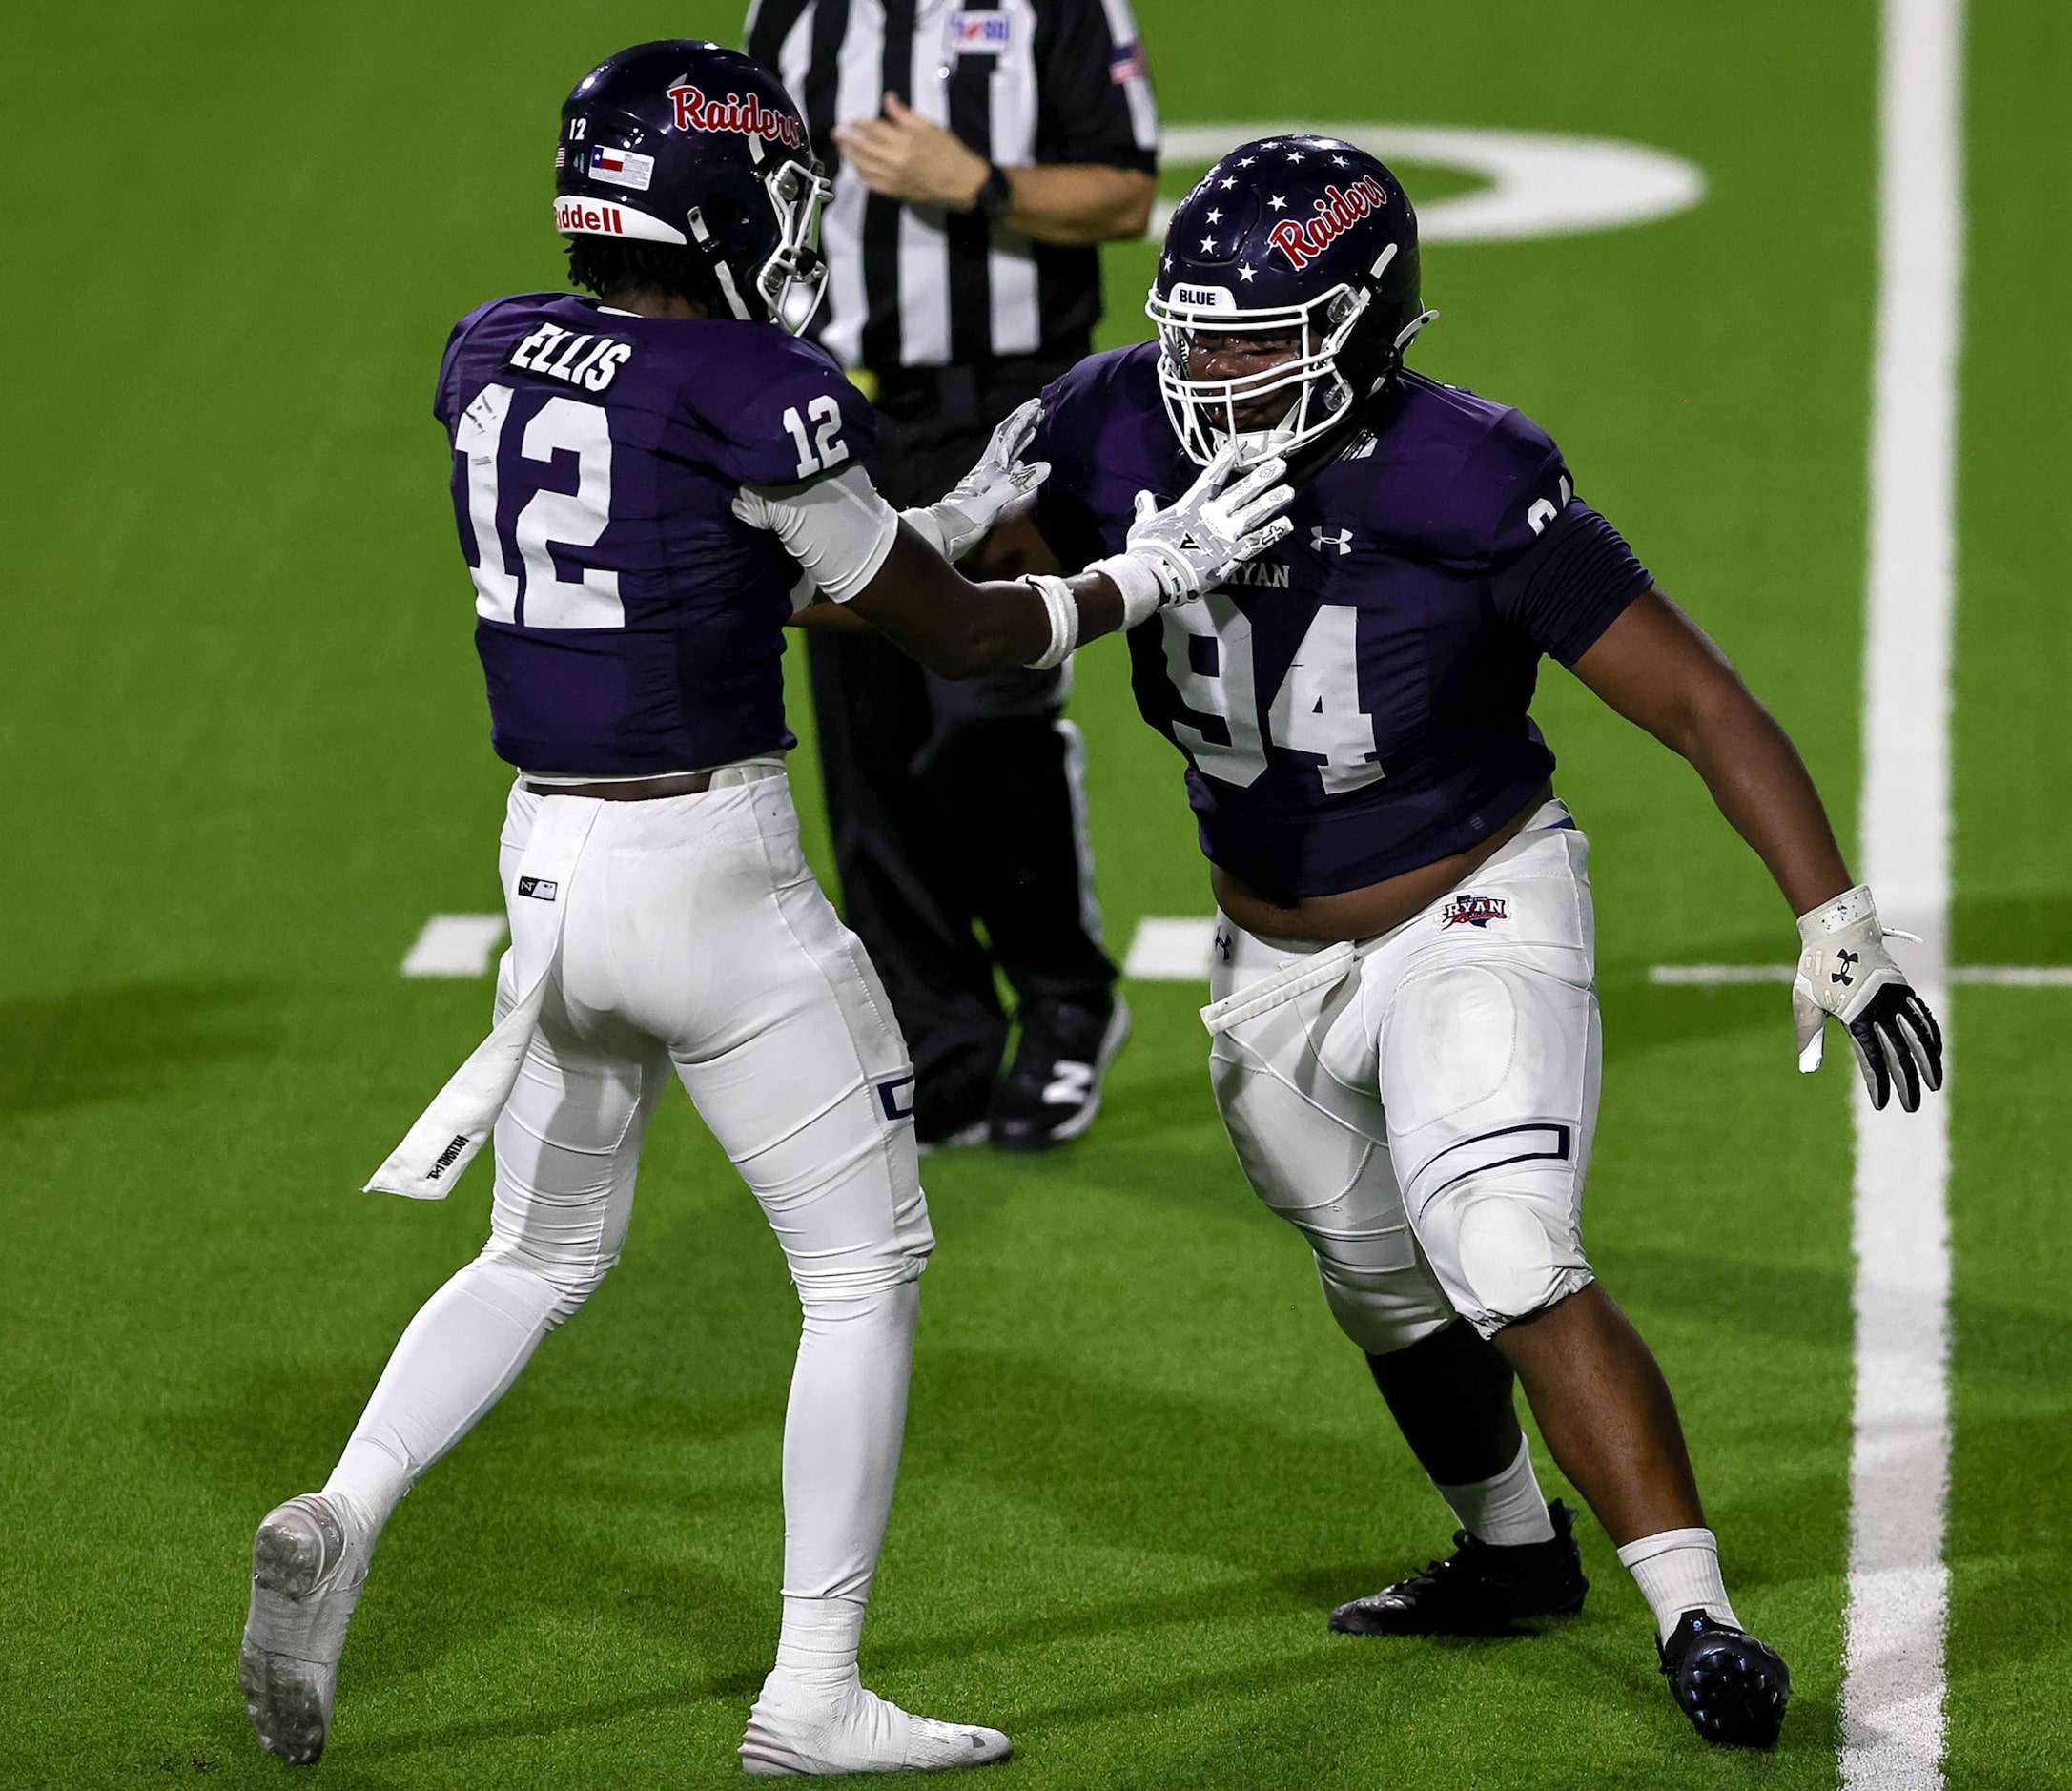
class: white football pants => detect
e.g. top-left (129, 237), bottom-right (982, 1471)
top-left (1209, 800), bottom-right (1601, 1350)
top-left (339, 763), bottom-right (933, 1605)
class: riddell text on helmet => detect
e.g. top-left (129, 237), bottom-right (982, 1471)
top-left (667, 84), bottom-right (807, 149)
top-left (556, 197), bottom-right (628, 234)
top-left (1266, 177), bottom-right (1390, 271)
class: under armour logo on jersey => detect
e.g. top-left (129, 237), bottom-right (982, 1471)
top-left (1832, 948), bottom-right (1860, 988)
top-left (1042, 1060), bottom-right (1096, 1106)
top-left (517, 876), bottom-right (559, 901)
top-left (1311, 526), bottom-right (1353, 554)
top-left (1214, 927), bottom-right (1233, 964)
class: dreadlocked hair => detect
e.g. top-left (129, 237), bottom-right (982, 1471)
top-left (564, 236), bottom-right (731, 316)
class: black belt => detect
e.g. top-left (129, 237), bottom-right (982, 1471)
top-left (523, 771), bottom-right (714, 801)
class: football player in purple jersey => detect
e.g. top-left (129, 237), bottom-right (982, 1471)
top-left (965, 137), bottom-right (1944, 1750)
top-left (236, 45), bottom-right (1291, 1777)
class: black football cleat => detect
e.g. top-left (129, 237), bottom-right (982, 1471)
top-left (1657, 1610), bottom-right (1791, 1748)
top-left (1330, 1499), bottom-right (1589, 1637)
top-left (988, 994), bottom-right (1130, 1152)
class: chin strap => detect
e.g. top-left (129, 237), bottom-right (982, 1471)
top-left (1394, 307), bottom-right (1440, 354)
top-left (687, 207), bottom-right (754, 321)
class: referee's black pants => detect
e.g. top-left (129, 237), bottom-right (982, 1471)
top-left (808, 355), bottom-right (1118, 1143)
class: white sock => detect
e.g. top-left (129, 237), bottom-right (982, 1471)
top-left (1432, 1434), bottom-right (1556, 1546)
top-left (772, 1595), bottom-right (867, 1687)
top-left (319, 1251), bottom-right (563, 1537)
top-left (319, 1437), bottom-right (410, 1548)
top-left (1616, 1527), bottom-right (1740, 1642)
top-left (776, 1280), bottom-right (918, 1605)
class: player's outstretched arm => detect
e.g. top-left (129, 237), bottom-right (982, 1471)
top-left (846, 521), bottom-right (1122, 674)
top-left (844, 441), bottom-right (1295, 677)
top-left (1569, 587), bottom-right (1943, 1110)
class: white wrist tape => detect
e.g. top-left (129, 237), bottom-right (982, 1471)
top-left (1023, 574), bottom-right (1079, 669)
top-left (1087, 552), bottom-right (1165, 628)
top-left (1795, 883), bottom-right (1877, 940)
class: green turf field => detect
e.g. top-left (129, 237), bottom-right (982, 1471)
top-left (3, 1), bottom-right (2066, 1784)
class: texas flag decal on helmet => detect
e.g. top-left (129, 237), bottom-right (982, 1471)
top-left (586, 144), bottom-right (655, 193)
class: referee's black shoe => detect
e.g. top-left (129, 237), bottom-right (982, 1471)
top-left (988, 993), bottom-right (1131, 1152)
top-left (1657, 1610), bottom-right (1791, 1748)
top-left (1329, 1500), bottom-right (1589, 1637)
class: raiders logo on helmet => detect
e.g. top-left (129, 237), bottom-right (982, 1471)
top-left (556, 41), bottom-right (833, 334)
top-left (1146, 137), bottom-right (1434, 464)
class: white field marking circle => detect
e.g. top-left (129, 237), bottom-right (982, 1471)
top-left (1150, 123), bottom-right (1706, 244)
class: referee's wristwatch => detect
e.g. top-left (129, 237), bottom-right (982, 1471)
top-left (972, 163), bottom-right (1015, 221)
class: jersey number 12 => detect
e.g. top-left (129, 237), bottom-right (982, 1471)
top-left (781, 396), bottom-right (851, 480)
top-left (455, 382), bottom-right (624, 629)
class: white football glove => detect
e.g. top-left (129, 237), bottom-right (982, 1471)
top-left (1088, 443), bottom-right (1296, 628)
top-left (901, 397), bottom-right (1050, 562)
top-left (1792, 884), bottom-right (1944, 1112)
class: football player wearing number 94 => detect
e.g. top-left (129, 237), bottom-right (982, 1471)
top-left (969, 137), bottom-right (1944, 1749)
top-left (235, 42), bottom-right (1289, 1778)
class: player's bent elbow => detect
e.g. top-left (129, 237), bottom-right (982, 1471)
top-left (920, 634), bottom-right (1002, 680)
top-left (1108, 175), bottom-right (1157, 242)
top-left (880, 613), bottom-right (999, 680)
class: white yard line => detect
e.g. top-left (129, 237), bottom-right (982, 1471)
top-left (1122, 915), bottom-right (1220, 980)
top-left (400, 914), bottom-right (508, 979)
top-left (1649, 965), bottom-right (2070, 988)
top-left (1843, 1), bottom-right (1964, 1784)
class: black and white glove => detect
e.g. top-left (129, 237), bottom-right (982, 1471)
top-left (1792, 884), bottom-right (1944, 1112)
top-left (900, 397), bottom-right (1050, 562)
top-left (1088, 442), bottom-right (1296, 628)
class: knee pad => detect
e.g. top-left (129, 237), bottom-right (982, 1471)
top-left (795, 1275), bottom-right (922, 1343)
top-left (1315, 1255), bottom-right (1460, 1356)
top-left (790, 1244), bottom-right (929, 1311)
top-left (480, 1241), bottom-right (615, 1331)
top-left (1417, 1177), bottom-right (1592, 1339)
top-left (1212, 1055), bottom-right (1456, 1356)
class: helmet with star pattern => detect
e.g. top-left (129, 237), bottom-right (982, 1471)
top-left (1146, 136), bottom-right (1429, 464)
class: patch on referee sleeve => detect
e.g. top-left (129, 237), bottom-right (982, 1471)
top-left (952, 11), bottom-right (1011, 51)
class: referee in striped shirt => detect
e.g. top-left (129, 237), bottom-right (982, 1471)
top-left (745, 0), bottom-right (1159, 1152)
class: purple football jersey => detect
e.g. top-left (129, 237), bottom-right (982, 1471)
top-left (1033, 346), bottom-right (1651, 898)
top-left (433, 293), bottom-right (875, 774)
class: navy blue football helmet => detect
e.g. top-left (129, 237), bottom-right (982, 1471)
top-left (1146, 136), bottom-right (1432, 463)
top-left (556, 42), bottom-right (832, 333)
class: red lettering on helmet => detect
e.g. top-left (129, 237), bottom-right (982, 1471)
top-left (1267, 219), bottom-right (1314, 270)
top-left (555, 197), bottom-right (624, 234)
top-left (667, 83), bottom-right (807, 149)
top-left (1274, 177), bottom-right (1389, 268)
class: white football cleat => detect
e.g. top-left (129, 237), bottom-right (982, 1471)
top-left (740, 1670), bottom-right (1011, 1775)
top-left (237, 1492), bottom-right (370, 1765)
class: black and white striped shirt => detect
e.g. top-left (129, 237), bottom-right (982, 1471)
top-left (743, 0), bottom-right (1159, 372)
